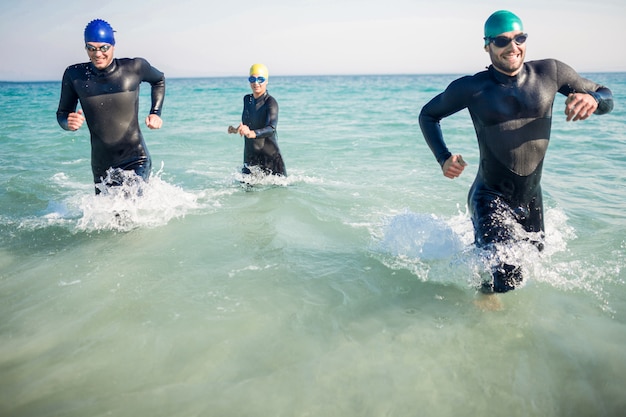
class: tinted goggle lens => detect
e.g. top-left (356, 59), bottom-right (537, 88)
top-left (86, 44), bottom-right (112, 53)
top-left (248, 76), bottom-right (266, 84)
top-left (489, 33), bottom-right (528, 48)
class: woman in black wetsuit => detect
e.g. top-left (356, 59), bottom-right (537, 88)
top-left (56, 19), bottom-right (165, 193)
top-left (419, 10), bottom-right (613, 293)
top-left (229, 63), bottom-right (286, 176)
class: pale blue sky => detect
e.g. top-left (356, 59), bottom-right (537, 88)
top-left (1, 0), bottom-right (624, 81)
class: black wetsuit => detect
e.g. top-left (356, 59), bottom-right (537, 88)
top-left (57, 58), bottom-right (165, 186)
top-left (419, 59), bottom-right (613, 292)
top-left (241, 91), bottom-right (286, 176)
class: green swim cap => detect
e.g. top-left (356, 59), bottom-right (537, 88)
top-left (484, 10), bottom-right (523, 45)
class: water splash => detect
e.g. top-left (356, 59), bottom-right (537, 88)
top-left (230, 166), bottom-right (332, 190)
top-left (75, 166), bottom-right (201, 232)
top-left (371, 207), bottom-right (623, 310)
top-left (232, 166), bottom-right (295, 189)
top-left (376, 211), bottom-right (465, 260)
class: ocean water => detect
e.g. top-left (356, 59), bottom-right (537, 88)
top-left (1, 73), bottom-right (625, 417)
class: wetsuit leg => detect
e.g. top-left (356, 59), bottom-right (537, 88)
top-left (520, 192), bottom-right (545, 251)
top-left (471, 187), bottom-right (546, 293)
top-left (269, 152), bottom-right (286, 176)
top-left (94, 158), bottom-right (152, 195)
top-left (242, 154), bottom-right (286, 176)
top-left (126, 158), bottom-right (152, 182)
top-left (470, 190), bottom-right (524, 293)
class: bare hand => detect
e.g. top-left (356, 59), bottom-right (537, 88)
top-left (67, 109), bottom-right (85, 131)
top-left (145, 114), bottom-right (163, 129)
top-left (565, 93), bottom-right (598, 122)
top-left (442, 154), bottom-right (467, 179)
top-left (237, 123), bottom-right (256, 139)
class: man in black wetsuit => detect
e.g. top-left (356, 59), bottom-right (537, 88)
top-left (419, 10), bottom-right (613, 293)
top-left (228, 63), bottom-right (286, 176)
top-left (57, 19), bottom-right (165, 194)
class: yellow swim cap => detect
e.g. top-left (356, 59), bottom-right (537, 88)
top-left (249, 63), bottom-right (269, 79)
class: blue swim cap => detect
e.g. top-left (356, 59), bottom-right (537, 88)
top-left (84, 19), bottom-right (116, 45)
top-left (484, 10), bottom-right (523, 45)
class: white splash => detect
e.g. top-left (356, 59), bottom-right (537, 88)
top-left (371, 206), bottom-right (613, 298)
top-left (75, 166), bottom-right (201, 232)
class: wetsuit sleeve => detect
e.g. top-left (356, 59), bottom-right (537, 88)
top-left (56, 67), bottom-right (79, 130)
top-left (586, 87), bottom-right (613, 115)
top-left (555, 60), bottom-right (613, 115)
top-left (254, 96), bottom-right (278, 139)
top-left (139, 58), bottom-right (165, 116)
top-left (419, 77), bottom-right (471, 167)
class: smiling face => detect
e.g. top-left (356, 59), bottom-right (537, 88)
top-left (85, 42), bottom-right (114, 70)
top-left (485, 30), bottom-right (526, 76)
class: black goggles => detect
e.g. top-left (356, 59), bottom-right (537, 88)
top-left (485, 33), bottom-right (528, 48)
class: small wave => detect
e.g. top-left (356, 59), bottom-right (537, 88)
top-left (230, 167), bottom-right (329, 189)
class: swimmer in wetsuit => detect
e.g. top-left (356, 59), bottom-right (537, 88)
top-left (419, 10), bottom-right (613, 293)
top-left (228, 63), bottom-right (286, 176)
top-left (56, 19), bottom-right (165, 193)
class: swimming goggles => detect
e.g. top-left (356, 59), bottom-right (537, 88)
top-left (85, 44), bottom-right (113, 53)
top-left (248, 76), bottom-right (266, 84)
top-left (485, 33), bottom-right (528, 48)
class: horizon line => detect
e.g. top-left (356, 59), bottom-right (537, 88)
top-left (2, 70), bottom-right (625, 84)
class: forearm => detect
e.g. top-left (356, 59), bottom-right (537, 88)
top-left (255, 99), bottom-right (278, 139)
top-left (57, 72), bottom-right (78, 130)
top-left (253, 125), bottom-right (276, 139)
top-left (587, 86), bottom-right (613, 115)
top-left (149, 80), bottom-right (165, 116)
top-left (556, 60), bottom-right (613, 115)
top-left (57, 111), bottom-right (70, 130)
top-left (419, 110), bottom-right (451, 167)
top-left (150, 80), bottom-right (165, 116)
top-left (142, 60), bottom-right (165, 116)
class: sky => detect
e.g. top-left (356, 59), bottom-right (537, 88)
top-left (1, 0), bottom-right (625, 81)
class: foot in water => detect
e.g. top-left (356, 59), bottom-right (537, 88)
top-left (473, 292), bottom-right (503, 311)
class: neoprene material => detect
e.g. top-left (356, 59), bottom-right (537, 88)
top-left (241, 91), bottom-right (286, 176)
top-left (419, 59), bottom-right (613, 292)
top-left (84, 19), bottom-right (116, 45)
top-left (484, 10), bottom-right (523, 45)
top-left (57, 58), bottom-right (165, 185)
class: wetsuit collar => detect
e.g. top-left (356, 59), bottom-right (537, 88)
top-left (488, 64), bottom-right (527, 85)
top-left (89, 58), bottom-right (117, 75)
top-left (252, 90), bottom-right (268, 100)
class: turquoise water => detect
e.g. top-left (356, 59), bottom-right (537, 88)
top-left (1, 73), bottom-right (625, 416)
